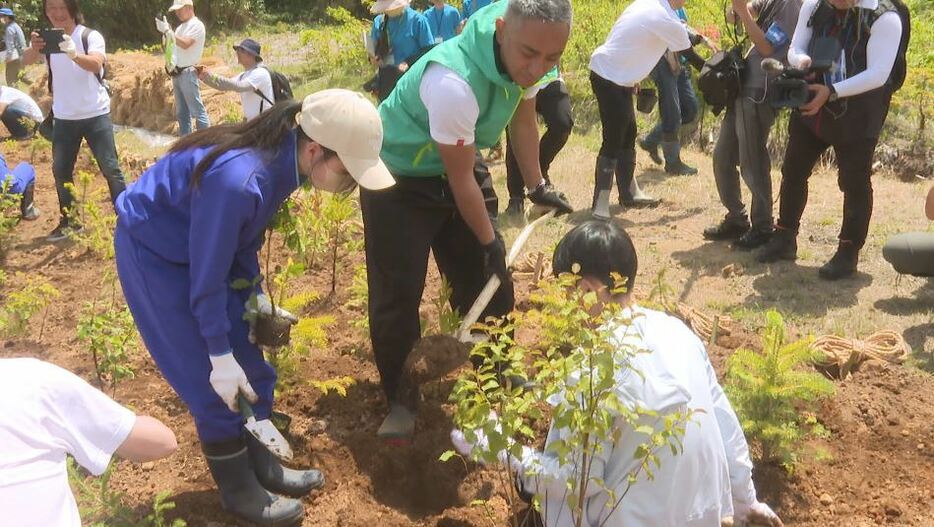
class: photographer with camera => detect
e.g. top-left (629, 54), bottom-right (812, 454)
top-left (757, 0), bottom-right (906, 280)
top-left (704, 0), bottom-right (802, 249)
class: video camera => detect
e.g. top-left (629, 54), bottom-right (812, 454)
top-left (765, 36), bottom-right (841, 108)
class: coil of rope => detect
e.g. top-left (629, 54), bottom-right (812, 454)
top-left (813, 331), bottom-right (910, 380)
top-left (675, 303), bottom-right (732, 343)
top-left (512, 252), bottom-right (553, 283)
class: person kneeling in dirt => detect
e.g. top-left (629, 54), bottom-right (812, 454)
top-left (21, 0), bottom-right (128, 242)
top-left (0, 152), bottom-right (40, 220)
top-left (198, 38), bottom-right (274, 121)
top-left (452, 221), bottom-right (784, 527)
top-left (114, 92), bottom-right (394, 526)
top-left (0, 358), bottom-right (177, 527)
top-left (756, 0), bottom-right (906, 280)
top-left (882, 185), bottom-right (934, 278)
top-left (0, 85), bottom-right (43, 140)
top-left (365, 0), bottom-right (574, 443)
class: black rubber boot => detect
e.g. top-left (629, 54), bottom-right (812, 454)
top-left (19, 182), bottom-right (39, 221)
top-left (662, 141), bottom-right (698, 175)
top-left (703, 214), bottom-right (750, 241)
top-left (757, 228), bottom-right (798, 263)
top-left (203, 438), bottom-right (305, 527)
top-left (818, 242), bottom-right (859, 280)
top-left (638, 138), bottom-right (663, 165)
top-left (245, 433), bottom-right (324, 498)
top-left (377, 402), bottom-right (416, 443)
top-left (504, 198), bottom-right (525, 218)
top-left (592, 155), bottom-right (615, 220)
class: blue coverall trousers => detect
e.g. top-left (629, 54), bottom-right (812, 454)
top-left (114, 225), bottom-right (277, 443)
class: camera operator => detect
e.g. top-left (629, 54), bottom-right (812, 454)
top-left (704, 0), bottom-right (802, 250)
top-left (757, 0), bottom-right (904, 280)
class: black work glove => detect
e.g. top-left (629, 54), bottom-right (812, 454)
top-left (528, 182), bottom-right (573, 215)
top-left (481, 235), bottom-right (510, 284)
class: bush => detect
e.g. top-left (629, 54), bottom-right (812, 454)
top-left (724, 310), bottom-right (835, 471)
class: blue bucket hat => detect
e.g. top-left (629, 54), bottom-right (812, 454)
top-left (233, 38), bottom-right (262, 62)
top-left (0, 8), bottom-right (15, 17)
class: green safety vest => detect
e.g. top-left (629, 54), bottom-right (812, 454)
top-left (378, 0), bottom-right (557, 177)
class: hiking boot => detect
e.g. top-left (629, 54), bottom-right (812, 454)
top-left (503, 198), bottom-right (525, 218)
top-left (703, 215), bottom-right (750, 241)
top-left (203, 438), bottom-right (305, 527)
top-left (377, 402), bottom-right (416, 443)
top-left (818, 243), bottom-right (859, 280)
top-left (47, 219), bottom-right (83, 242)
top-left (733, 227), bottom-right (773, 250)
top-left (662, 141), bottom-right (698, 175)
top-left (638, 138), bottom-right (663, 165)
top-left (245, 433), bottom-right (324, 498)
top-left (756, 228), bottom-right (797, 263)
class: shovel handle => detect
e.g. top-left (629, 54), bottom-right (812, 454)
top-left (238, 393), bottom-right (255, 420)
top-left (455, 210), bottom-right (556, 341)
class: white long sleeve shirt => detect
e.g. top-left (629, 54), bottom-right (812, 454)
top-left (517, 307), bottom-right (758, 527)
top-left (787, 0), bottom-right (902, 99)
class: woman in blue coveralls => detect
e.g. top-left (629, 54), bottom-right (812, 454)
top-left (366, 0), bottom-right (435, 101)
top-left (114, 90), bottom-right (394, 527)
top-left (0, 153), bottom-right (39, 220)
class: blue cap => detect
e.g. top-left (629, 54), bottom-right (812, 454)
top-left (0, 8), bottom-right (14, 17)
top-left (233, 38), bottom-right (262, 62)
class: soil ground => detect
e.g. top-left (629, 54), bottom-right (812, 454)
top-left (1, 51), bottom-right (932, 527)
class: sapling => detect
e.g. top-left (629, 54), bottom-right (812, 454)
top-left (0, 273), bottom-right (61, 338)
top-left (320, 192), bottom-right (362, 294)
top-left (0, 177), bottom-right (21, 254)
top-left (64, 171), bottom-right (117, 259)
top-left (77, 301), bottom-right (138, 398)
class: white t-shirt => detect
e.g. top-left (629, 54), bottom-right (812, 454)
top-left (49, 25), bottom-right (110, 120)
top-left (787, 0), bottom-right (901, 99)
top-left (0, 358), bottom-right (136, 527)
top-left (239, 66), bottom-right (274, 120)
top-left (174, 16), bottom-right (206, 68)
top-left (0, 86), bottom-right (43, 121)
top-left (419, 63), bottom-right (542, 146)
top-left (520, 307), bottom-right (756, 527)
top-left (590, 0), bottom-right (691, 87)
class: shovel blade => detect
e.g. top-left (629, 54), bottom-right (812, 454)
top-left (245, 417), bottom-right (294, 461)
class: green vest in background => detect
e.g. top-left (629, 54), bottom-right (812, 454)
top-left (378, 0), bottom-right (557, 177)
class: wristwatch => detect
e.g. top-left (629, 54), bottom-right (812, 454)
top-left (828, 85), bottom-right (839, 102)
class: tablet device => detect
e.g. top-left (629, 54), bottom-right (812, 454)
top-left (38, 28), bottom-right (65, 54)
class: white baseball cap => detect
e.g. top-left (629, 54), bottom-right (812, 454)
top-left (371, 0), bottom-right (410, 14)
top-left (296, 90), bottom-right (395, 191)
top-left (168, 0), bottom-right (193, 12)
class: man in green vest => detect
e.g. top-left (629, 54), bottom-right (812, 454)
top-left (363, 0), bottom-right (574, 441)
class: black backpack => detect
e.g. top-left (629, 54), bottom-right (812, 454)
top-left (697, 47), bottom-right (746, 116)
top-left (256, 65), bottom-right (293, 108)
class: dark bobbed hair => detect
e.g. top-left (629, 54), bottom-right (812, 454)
top-left (552, 220), bottom-right (639, 293)
top-left (44, 0), bottom-right (83, 24)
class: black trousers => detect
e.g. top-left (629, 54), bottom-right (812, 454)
top-left (778, 112), bottom-right (879, 250)
top-left (590, 71), bottom-right (638, 195)
top-left (505, 81), bottom-right (574, 201)
top-left (360, 154), bottom-right (515, 402)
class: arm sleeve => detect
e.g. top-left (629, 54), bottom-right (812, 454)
top-left (370, 16), bottom-right (381, 42)
top-left (704, 347), bottom-right (758, 509)
top-left (832, 12), bottom-right (901, 98)
top-left (517, 422), bottom-right (613, 500)
top-left (787, 0), bottom-right (818, 69)
top-left (202, 72), bottom-right (256, 93)
top-left (650, 14), bottom-right (692, 52)
top-left (188, 162), bottom-right (259, 357)
top-left (48, 365), bottom-right (136, 476)
top-left (416, 14), bottom-right (436, 50)
top-left (420, 64), bottom-right (480, 146)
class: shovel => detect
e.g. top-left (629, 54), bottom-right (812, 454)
top-left (239, 394), bottom-right (293, 461)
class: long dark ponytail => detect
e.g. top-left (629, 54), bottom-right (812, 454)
top-left (171, 100), bottom-right (304, 187)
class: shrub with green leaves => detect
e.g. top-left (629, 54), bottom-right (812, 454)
top-left (0, 176), bottom-right (22, 254)
top-left (725, 310), bottom-right (835, 471)
top-left (0, 273), bottom-right (60, 338)
top-left (77, 302), bottom-right (139, 398)
top-left (64, 172), bottom-right (117, 259)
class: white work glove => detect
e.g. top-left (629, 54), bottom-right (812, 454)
top-left (155, 16), bottom-right (171, 34)
top-left (59, 35), bottom-right (77, 60)
top-left (245, 293), bottom-right (299, 344)
top-left (451, 427), bottom-right (527, 473)
top-left (734, 501), bottom-right (784, 527)
top-left (208, 352), bottom-right (259, 412)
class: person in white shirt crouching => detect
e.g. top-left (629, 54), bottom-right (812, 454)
top-left (198, 38), bottom-right (274, 121)
top-left (0, 358), bottom-right (177, 527)
top-left (453, 220), bottom-right (784, 527)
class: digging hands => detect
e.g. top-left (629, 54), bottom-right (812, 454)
top-left (450, 418), bottom-right (527, 474)
top-left (734, 501), bottom-right (784, 527)
top-left (528, 182), bottom-right (573, 215)
top-left (245, 293), bottom-right (299, 345)
top-left (209, 352), bottom-right (259, 412)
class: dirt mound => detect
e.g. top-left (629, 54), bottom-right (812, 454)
top-left (27, 52), bottom-right (240, 135)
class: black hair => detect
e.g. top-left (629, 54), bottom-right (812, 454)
top-left (552, 220), bottom-right (639, 293)
top-left (43, 0), bottom-right (83, 24)
top-left (170, 100), bottom-right (335, 188)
